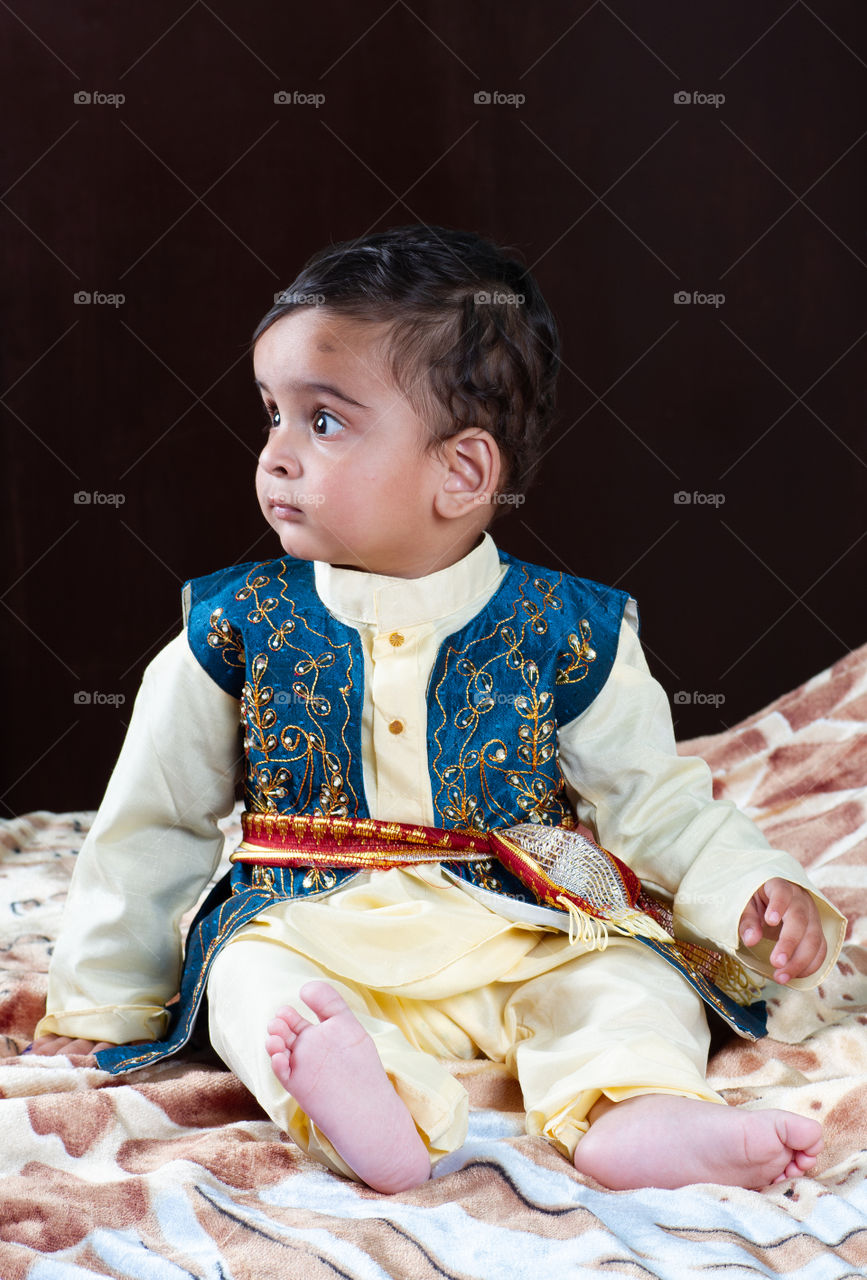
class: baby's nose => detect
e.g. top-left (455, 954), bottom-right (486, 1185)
top-left (261, 437), bottom-right (301, 476)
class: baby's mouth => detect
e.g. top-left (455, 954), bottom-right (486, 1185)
top-left (270, 498), bottom-right (303, 520)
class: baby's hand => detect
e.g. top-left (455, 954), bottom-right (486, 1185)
top-left (26, 1034), bottom-right (117, 1062)
top-left (739, 878), bottom-right (827, 984)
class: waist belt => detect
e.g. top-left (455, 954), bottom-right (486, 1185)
top-left (232, 810), bottom-right (762, 1009)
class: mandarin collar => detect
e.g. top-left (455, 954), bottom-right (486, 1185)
top-left (313, 532), bottom-right (503, 631)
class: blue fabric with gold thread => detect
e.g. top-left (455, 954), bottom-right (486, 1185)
top-left (182, 551), bottom-right (628, 828)
top-left (95, 551), bottom-right (765, 1075)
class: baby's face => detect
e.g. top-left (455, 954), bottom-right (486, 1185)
top-left (254, 307), bottom-right (443, 575)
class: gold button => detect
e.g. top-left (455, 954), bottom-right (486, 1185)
top-left (388, 719), bottom-right (405, 734)
top-left (389, 631), bottom-right (405, 647)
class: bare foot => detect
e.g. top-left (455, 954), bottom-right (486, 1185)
top-left (572, 1094), bottom-right (824, 1190)
top-left (265, 980), bottom-right (431, 1194)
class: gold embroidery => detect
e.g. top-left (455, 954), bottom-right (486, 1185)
top-left (234, 563), bottom-right (359, 819)
top-left (520, 577), bottom-right (563, 635)
top-left (556, 621), bottom-right (597, 684)
top-left (431, 567), bottom-right (572, 830)
top-left (206, 607), bottom-right (245, 668)
top-left (465, 858), bottom-right (501, 891)
top-left (251, 865), bottom-right (275, 894)
top-left (302, 866), bottom-right (338, 892)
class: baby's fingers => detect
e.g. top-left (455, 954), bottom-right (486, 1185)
top-left (28, 1035), bottom-right (128, 1059)
top-left (29, 1035), bottom-right (78, 1056)
top-left (770, 890), bottom-right (825, 981)
top-left (739, 893), bottom-right (768, 947)
top-left (47, 1037), bottom-right (102, 1056)
top-left (772, 924), bottom-right (827, 982)
top-left (760, 878), bottom-right (795, 929)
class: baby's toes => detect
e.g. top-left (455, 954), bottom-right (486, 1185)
top-left (270, 1004), bottom-right (313, 1038)
top-left (299, 980), bottom-right (352, 1021)
top-left (266, 1043), bottom-right (294, 1089)
top-left (265, 1028), bottom-right (293, 1057)
top-left (793, 1149), bottom-right (819, 1172)
top-left (781, 1153), bottom-right (816, 1181)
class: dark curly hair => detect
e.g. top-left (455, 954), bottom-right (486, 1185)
top-left (250, 224), bottom-right (560, 503)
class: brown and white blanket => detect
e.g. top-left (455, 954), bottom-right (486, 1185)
top-left (1, 644), bottom-right (865, 1278)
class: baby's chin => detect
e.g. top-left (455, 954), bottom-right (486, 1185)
top-left (268, 524), bottom-right (361, 569)
top-left (264, 523), bottom-right (315, 562)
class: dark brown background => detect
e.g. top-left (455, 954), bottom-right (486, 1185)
top-left (2, 2), bottom-right (865, 816)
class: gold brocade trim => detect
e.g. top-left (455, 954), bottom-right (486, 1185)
top-left (668, 945), bottom-right (764, 1013)
top-left (240, 810), bottom-right (477, 850)
top-left (233, 840), bottom-right (478, 868)
top-left (232, 810), bottom-right (764, 1011)
top-left (233, 810), bottom-right (487, 868)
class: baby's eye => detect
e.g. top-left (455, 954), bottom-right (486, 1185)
top-left (261, 403), bottom-right (280, 433)
top-left (312, 409), bottom-right (344, 438)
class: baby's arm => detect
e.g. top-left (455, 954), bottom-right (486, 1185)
top-left (739, 879), bottom-right (827, 985)
top-left (556, 603), bottom-right (846, 983)
top-left (31, 629), bottom-right (243, 1054)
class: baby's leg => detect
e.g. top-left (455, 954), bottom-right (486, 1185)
top-left (265, 981), bottom-right (430, 1193)
top-left (506, 939), bottom-right (822, 1190)
top-left (206, 932), bottom-right (467, 1191)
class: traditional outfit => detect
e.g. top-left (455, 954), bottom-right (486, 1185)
top-left (36, 534), bottom-right (845, 1178)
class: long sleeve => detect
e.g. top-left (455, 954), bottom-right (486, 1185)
top-left (556, 600), bottom-right (846, 989)
top-left (34, 630), bottom-right (244, 1044)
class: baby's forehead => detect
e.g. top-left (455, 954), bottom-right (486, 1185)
top-left (254, 309), bottom-right (398, 391)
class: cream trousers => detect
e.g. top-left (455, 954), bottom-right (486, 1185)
top-left (206, 924), bottom-right (725, 1180)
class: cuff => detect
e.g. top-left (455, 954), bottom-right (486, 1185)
top-left (33, 1004), bottom-right (170, 1045)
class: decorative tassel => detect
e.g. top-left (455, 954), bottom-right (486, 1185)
top-left (555, 895), bottom-right (609, 950)
top-left (603, 905), bottom-right (675, 944)
top-left (713, 954), bottom-right (765, 1006)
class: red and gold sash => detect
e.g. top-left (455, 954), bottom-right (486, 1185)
top-left (233, 810), bottom-right (761, 1008)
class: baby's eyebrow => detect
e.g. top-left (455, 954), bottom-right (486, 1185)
top-left (254, 377), bottom-right (370, 410)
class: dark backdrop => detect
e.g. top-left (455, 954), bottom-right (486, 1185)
top-left (2, 1), bottom-right (865, 816)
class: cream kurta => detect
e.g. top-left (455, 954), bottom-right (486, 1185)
top-left (36, 535), bottom-right (846, 1167)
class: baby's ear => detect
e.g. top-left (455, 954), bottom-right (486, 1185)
top-left (434, 429), bottom-right (502, 520)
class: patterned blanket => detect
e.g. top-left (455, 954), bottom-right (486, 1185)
top-left (1, 643), bottom-right (865, 1278)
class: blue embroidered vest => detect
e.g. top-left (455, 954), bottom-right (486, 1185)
top-left (190, 549), bottom-right (630, 885)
